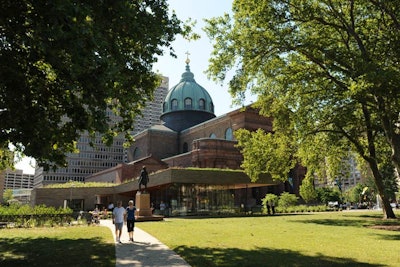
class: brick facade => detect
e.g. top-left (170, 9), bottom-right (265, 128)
top-left (86, 156), bottom-right (168, 184)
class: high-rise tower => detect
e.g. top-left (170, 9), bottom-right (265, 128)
top-left (33, 79), bottom-right (169, 187)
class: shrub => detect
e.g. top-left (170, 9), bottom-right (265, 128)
top-left (261, 193), bottom-right (278, 213)
top-left (275, 204), bottom-right (329, 213)
top-left (278, 192), bottom-right (299, 208)
top-left (0, 204), bottom-right (73, 228)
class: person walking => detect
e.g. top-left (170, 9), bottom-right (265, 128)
top-left (160, 201), bottom-right (166, 216)
top-left (266, 201), bottom-right (271, 215)
top-left (112, 201), bottom-right (126, 243)
top-left (126, 200), bottom-right (136, 242)
top-left (271, 200), bottom-right (276, 215)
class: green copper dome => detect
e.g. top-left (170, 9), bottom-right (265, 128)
top-left (162, 62), bottom-right (215, 115)
top-left (160, 59), bottom-right (216, 132)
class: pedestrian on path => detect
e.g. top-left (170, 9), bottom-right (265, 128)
top-left (160, 201), bottom-right (166, 216)
top-left (126, 200), bottom-right (136, 242)
top-left (112, 200), bottom-right (126, 243)
top-left (271, 200), bottom-right (276, 215)
top-left (100, 219), bottom-right (192, 267)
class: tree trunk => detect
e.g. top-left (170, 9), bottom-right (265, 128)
top-left (376, 98), bottom-right (400, 196)
top-left (389, 133), bottom-right (400, 181)
top-left (362, 103), bottom-right (396, 219)
top-left (368, 159), bottom-right (396, 219)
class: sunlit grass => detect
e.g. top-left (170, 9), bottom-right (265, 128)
top-left (0, 225), bottom-right (115, 267)
top-left (138, 211), bottom-right (400, 267)
top-left (1, 211), bottom-right (399, 267)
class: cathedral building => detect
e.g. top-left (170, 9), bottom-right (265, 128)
top-left (32, 59), bottom-right (305, 215)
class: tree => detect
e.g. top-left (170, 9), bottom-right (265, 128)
top-left (2, 189), bottom-right (13, 203)
top-left (343, 183), bottom-right (365, 204)
top-left (0, 0), bottom-right (186, 170)
top-left (315, 187), bottom-right (341, 205)
top-left (299, 176), bottom-right (317, 203)
top-left (205, 0), bottom-right (399, 218)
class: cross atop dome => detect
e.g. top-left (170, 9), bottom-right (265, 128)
top-left (185, 51), bottom-right (190, 65)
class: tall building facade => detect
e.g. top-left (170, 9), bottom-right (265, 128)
top-left (1, 169), bottom-right (34, 204)
top-left (4, 169), bottom-right (34, 190)
top-left (33, 79), bottom-right (169, 188)
top-left (314, 155), bottom-right (363, 192)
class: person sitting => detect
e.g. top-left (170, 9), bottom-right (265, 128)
top-left (102, 207), bottom-right (108, 219)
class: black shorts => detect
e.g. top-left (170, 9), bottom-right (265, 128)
top-left (127, 219), bottom-right (135, 232)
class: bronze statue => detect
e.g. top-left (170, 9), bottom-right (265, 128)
top-left (138, 166), bottom-right (149, 191)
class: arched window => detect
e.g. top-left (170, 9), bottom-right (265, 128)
top-left (183, 142), bottom-right (189, 153)
top-left (171, 99), bottom-right (178, 110)
top-left (210, 133), bottom-right (217, 139)
top-left (225, 128), bottom-right (233, 140)
top-left (199, 99), bottom-right (205, 110)
top-left (184, 98), bottom-right (192, 109)
top-left (133, 147), bottom-right (141, 158)
top-left (210, 102), bottom-right (214, 113)
top-left (163, 102), bottom-right (167, 112)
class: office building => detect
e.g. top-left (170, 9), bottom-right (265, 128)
top-left (33, 78), bottom-right (169, 187)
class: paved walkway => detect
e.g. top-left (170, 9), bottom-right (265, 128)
top-left (100, 219), bottom-right (191, 267)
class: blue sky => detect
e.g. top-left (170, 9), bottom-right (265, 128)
top-left (154, 0), bottom-right (239, 116)
top-left (17, 0), bottom-right (256, 174)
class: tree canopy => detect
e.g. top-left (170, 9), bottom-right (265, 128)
top-left (205, 0), bottom-right (400, 218)
top-left (0, 0), bottom-right (185, 170)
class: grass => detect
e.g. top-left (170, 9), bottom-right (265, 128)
top-left (137, 211), bottom-right (400, 267)
top-left (0, 225), bottom-right (115, 267)
top-left (1, 211), bottom-right (399, 267)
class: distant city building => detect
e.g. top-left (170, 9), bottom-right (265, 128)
top-left (4, 169), bottom-right (34, 190)
top-left (340, 156), bottom-right (363, 191)
top-left (33, 78), bottom-right (169, 188)
top-left (1, 169), bottom-right (34, 204)
top-left (314, 155), bottom-right (363, 191)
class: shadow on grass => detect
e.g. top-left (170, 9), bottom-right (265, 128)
top-left (0, 236), bottom-right (115, 267)
top-left (290, 218), bottom-right (400, 241)
top-left (344, 213), bottom-right (384, 219)
top-left (175, 246), bottom-right (385, 267)
top-left (293, 218), bottom-right (369, 228)
top-left (372, 232), bottom-right (400, 241)
top-left (294, 216), bottom-right (400, 229)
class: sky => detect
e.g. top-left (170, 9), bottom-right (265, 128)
top-left (154, 0), bottom-right (243, 116)
top-left (16, 0), bottom-right (256, 174)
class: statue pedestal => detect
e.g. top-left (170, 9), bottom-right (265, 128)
top-left (135, 191), bottom-right (163, 221)
top-left (135, 191), bottom-right (152, 217)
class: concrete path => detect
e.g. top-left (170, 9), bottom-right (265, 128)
top-left (100, 219), bottom-right (191, 267)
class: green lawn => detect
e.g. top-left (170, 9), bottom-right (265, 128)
top-left (137, 211), bottom-right (400, 267)
top-left (1, 211), bottom-right (399, 267)
top-left (0, 225), bottom-right (115, 267)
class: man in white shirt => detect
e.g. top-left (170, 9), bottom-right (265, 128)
top-left (112, 201), bottom-right (126, 243)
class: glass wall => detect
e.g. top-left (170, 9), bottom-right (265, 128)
top-left (166, 183), bottom-right (237, 216)
top-left (149, 183), bottom-right (268, 216)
